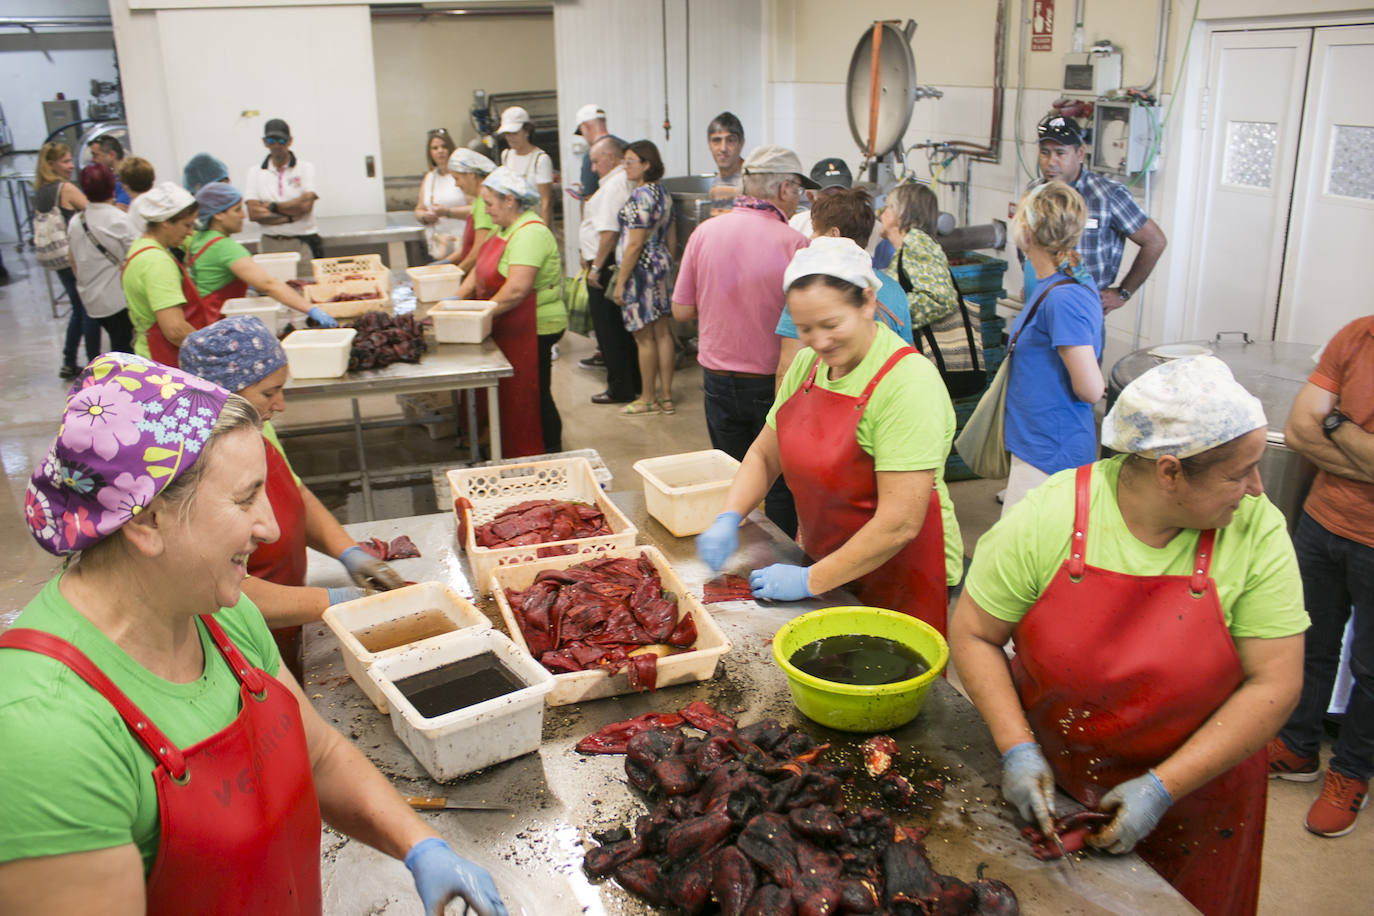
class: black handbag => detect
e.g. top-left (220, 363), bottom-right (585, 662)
top-left (898, 261), bottom-right (988, 399)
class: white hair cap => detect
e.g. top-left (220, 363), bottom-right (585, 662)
top-left (132, 181), bottom-right (196, 223)
top-left (482, 166), bottom-right (539, 207)
top-left (1101, 355), bottom-right (1267, 459)
top-left (448, 148), bottom-right (495, 175)
top-left (783, 237), bottom-right (882, 295)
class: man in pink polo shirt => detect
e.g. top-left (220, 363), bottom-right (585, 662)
top-left (673, 145), bottom-right (813, 538)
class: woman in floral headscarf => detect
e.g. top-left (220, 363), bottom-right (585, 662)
top-left (0, 353), bottom-right (508, 916)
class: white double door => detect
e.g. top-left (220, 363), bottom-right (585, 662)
top-left (1188, 24), bottom-right (1374, 347)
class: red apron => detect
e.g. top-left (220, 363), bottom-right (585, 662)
top-left (188, 234), bottom-right (248, 320)
top-left (473, 219), bottom-right (544, 458)
top-left (1010, 464), bottom-right (1265, 916)
top-left (0, 616), bottom-right (322, 915)
top-left (775, 347), bottom-right (949, 633)
top-left (458, 213), bottom-right (476, 263)
top-left (123, 243), bottom-right (211, 368)
top-left (248, 434), bottom-right (310, 679)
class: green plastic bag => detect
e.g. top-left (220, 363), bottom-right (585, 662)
top-left (564, 268), bottom-right (592, 336)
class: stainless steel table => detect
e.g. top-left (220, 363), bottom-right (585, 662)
top-left (281, 339), bottom-right (512, 519)
top-left (303, 493), bottom-right (1196, 915)
top-left (238, 211), bottom-right (424, 268)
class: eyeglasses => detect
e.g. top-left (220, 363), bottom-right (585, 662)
top-left (428, 128), bottom-right (452, 138)
top-left (264, 137), bottom-right (288, 145)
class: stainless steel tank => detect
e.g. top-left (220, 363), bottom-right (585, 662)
top-left (661, 175), bottom-right (718, 264)
top-left (1107, 334), bottom-right (1319, 532)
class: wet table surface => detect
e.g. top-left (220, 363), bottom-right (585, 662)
top-left (304, 493), bottom-right (1197, 916)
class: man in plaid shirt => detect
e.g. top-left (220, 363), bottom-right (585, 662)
top-left (1032, 116), bottom-right (1167, 317)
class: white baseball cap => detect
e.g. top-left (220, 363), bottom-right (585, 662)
top-left (496, 106), bottom-right (531, 135)
top-left (573, 103), bottom-right (606, 134)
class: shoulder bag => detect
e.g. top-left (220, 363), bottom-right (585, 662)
top-left (953, 276), bottom-right (1073, 479)
top-left (76, 213), bottom-right (123, 268)
top-left (898, 259), bottom-right (986, 399)
top-left (33, 191), bottom-right (71, 270)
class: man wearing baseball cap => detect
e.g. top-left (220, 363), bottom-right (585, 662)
top-left (788, 156), bottom-right (853, 237)
top-left (243, 118), bottom-right (321, 272)
top-left (1029, 114), bottom-right (1167, 317)
top-left (672, 145), bottom-right (813, 538)
top-left (571, 103), bottom-right (608, 200)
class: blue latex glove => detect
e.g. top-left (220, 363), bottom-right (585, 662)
top-left (338, 545), bottom-right (406, 591)
top-left (749, 563), bottom-right (813, 601)
top-left (405, 837), bottom-right (508, 916)
top-left (695, 511), bottom-right (741, 574)
top-left (1001, 741), bottom-right (1057, 835)
top-left (1087, 770), bottom-right (1173, 854)
top-left (325, 586), bottom-right (364, 606)
top-left (306, 306), bottom-right (339, 328)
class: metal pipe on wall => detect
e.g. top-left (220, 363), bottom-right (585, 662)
top-left (1128, 0), bottom-right (1171, 92)
top-left (0, 17), bottom-right (112, 30)
top-left (935, 0), bottom-right (1009, 163)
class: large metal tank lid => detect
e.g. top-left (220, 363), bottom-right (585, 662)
top-left (846, 21), bottom-right (918, 158)
top-left (1108, 338), bottom-right (1318, 448)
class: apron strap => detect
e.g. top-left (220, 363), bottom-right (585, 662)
top-left (188, 233), bottom-right (228, 269)
top-left (120, 241), bottom-right (157, 277)
top-left (1191, 529), bottom-right (1217, 596)
top-left (198, 613), bottom-right (269, 696)
top-left (800, 354), bottom-right (824, 392)
top-left (1069, 464), bottom-right (1093, 580)
top-left (856, 346), bottom-right (919, 409)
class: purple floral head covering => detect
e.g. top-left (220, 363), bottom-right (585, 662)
top-left (25, 353), bottom-right (231, 556)
top-left (179, 316), bottom-right (287, 393)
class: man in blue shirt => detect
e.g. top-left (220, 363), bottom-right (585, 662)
top-left (86, 135), bottom-right (129, 209)
top-left (1031, 116), bottom-right (1167, 317)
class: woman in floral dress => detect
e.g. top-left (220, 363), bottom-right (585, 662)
top-left (612, 140), bottom-right (676, 416)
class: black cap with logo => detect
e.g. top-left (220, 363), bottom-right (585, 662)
top-left (263, 119), bottom-right (291, 141)
top-left (809, 157), bottom-right (853, 190)
top-left (1037, 115), bottom-right (1084, 147)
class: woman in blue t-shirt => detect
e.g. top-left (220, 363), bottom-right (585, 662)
top-left (1002, 180), bottom-right (1105, 513)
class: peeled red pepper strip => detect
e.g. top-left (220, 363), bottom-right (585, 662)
top-left (575, 712), bottom-right (686, 755)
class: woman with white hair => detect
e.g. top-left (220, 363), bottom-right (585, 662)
top-left (120, 182), bottom-right (205, 366)
top-left (950, 355), bottom-right (1308, 916)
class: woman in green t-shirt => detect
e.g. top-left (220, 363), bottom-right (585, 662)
top-left (435, 148), bottom-right (497, 275)
top-left (121, 183), bottom-right (202, 366)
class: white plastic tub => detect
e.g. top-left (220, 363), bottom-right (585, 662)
top-left (252, 251), bottom-right (300, 283)
top-left (281, 328), bottom-right (356, 378)
top-left (430, 299), bottom-right (497, 344)
top-left (371, 628), bottom-right (555, 781)
top-left (491, 545), bottom-right (731, 706)
top-left (221, 297), bottom-right (287, 334)
top-left (406, 264), bottom-right (465, 302)
top-left (323, 582), bottom-right (490, 713)
top-left (633, 449), bottom-right (742, 537)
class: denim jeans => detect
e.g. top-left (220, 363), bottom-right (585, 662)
top-left (1278, 511), bottom-right (1374, 780)
top-left (57, 267), bottom-right (101, 367)
top-left (702, 371), bottom-right (797, 538)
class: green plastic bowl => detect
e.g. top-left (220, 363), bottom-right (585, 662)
top-left (772, 606), bottom-right (948, 733)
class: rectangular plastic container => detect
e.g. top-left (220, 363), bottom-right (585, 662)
top-left (491, 545), bottom-right (731, 706)
top-left (221, 297), bottom-right (287, 334)
top-left (447, 457), bottom-right (637, 595)
top-left (312, 253), bottom-right (387, 283)
top-left (632, 449), bottom-right (741, 537)
top-left (947, 252), bottom-right (1009, 295)
top-left (371, 628), bottom-right (555, 781)
top-left (306, 277), bottom-right (391, 319)
top-left (252, 251), bottom-right (300, 283)
top-left (430, 299), bottom-right (497, 344)
top-left (281, 327), bottom-right (357, 378)
top-left (406, 264), bottom-right (465, 302)
top-left (323, 582), bottom-right (490, 713)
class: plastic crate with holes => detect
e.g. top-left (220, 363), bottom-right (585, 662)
top-left (311, 254), bottom-right (388, 284)
top-left (306, 276), bottom-right (391, 319)
top-left (447, 457), bottom-right (637, 594)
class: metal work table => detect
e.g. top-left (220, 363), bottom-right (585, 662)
top-left (238, 212), bottom-right (425, 268)
top-left (280, 339), bottom-right (512, 520)
top-left (303, 492), bottom-right (1196, 915)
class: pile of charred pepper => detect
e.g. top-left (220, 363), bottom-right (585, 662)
top-left (581, 703), bottom-right (1019, 915)
top-left (346, 311), bottom-right (427, 371)
top-left (474, 499), bottom-right (612, 549)
top-left (504, 555), bottom-right (698, 691)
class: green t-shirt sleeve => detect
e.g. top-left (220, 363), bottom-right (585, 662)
top-left (1226, 498), bottom-right (1308, 639)
top-left (129, 247), bottom-right (188, 313)
top-left (964, 479), bottom-right (1065, 624)
top-left (471, 196), bottom-right (495, 232)
top-left (501, 221), bottom-right (558, 274)
top-left (261, 421), bottom-right (301, 487)
top-left (190, 233), bottom-right (252, 296)
top-left (859, 354), bottom-right (952, 472)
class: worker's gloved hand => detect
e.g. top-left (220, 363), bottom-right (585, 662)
top-left (696, 511), bottom-right (741, 574)
top-left (338, 545), bottom-right (406, 591)
top-left (405, 837), bottom-right (508, 916)
top-left (325, 586), bottom-right (364, 606)
top-left (306, 306), bottom-right (339, 328)
top-left (1001, 741), bottom-right (1057, 836)
top-left (1087, 769), bottom-right (1173, 855)
top-left (749, 563), bottom-right (813, 601)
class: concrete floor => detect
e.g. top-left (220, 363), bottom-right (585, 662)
top-left (0, 248), bottom-right (1369, 913)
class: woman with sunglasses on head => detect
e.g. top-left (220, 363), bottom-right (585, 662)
top-left (414, 128), bottom-right (471, 262)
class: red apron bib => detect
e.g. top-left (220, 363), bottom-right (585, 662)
top-left (248, 433), bottom-right (310, 679)
top-left (123, 243), bottom-right (210, 368)
top-left (188, 234), bottom-right (248, 320)
top-left (458, 213), bottom-right (476, 263)
top-left (474, 219), bottom-right (544, 458)
top-left (0, 616), bottom-right (322, 915)
top-left (1010, 464), bottom-right (1265, 916)
top-left (775, 347), bottom-right (949, 634)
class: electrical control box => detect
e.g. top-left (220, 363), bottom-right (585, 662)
top-left (1091, 101), bottom-right (1160, 176)
top-left (1062, 49), bottom-right (1123, 97)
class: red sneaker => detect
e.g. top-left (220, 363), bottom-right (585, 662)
top-left (1305, 770), bottom-right (1370, 838)
top-left (1267, 737), bottom-right (1320, 782)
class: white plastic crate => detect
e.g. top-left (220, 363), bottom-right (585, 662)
top-left (490, 545), bottom-right (731, 706)
top-left (447, 457), bottom-right (636, 596)
top-left (371, 628), bottom-right (555, 781)
top-left (220, 297), bottom-right (288, 334)
top-left (406, 264), bottom-right (465, 302)
top-left (312, 253), bottom-right (386, 283)
top-left (322, 582), bottom-right (490, 713)
top-left (633, 449), bottom-right (741, 537)
top-left (252, 251), bottom-right (300, 283)
top-left (430, 299), bottom-right (496, 344)
top-left (281, 327), bottom-right (356, 378)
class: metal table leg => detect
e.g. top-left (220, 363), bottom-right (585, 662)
top-left (486, 384), bottom-right (502, 460)
top-left (351, 397), bottom-right (376, 520)
top-left (387, 239), bottom-right (408, 270)
top-left (465, 389), bottom-right (480, 463)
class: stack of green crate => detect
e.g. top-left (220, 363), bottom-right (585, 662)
top-left (945, 252), bottom-right (1009, 481)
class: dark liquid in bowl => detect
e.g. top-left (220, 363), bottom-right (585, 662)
top-left (789, 634), bottom-right (929, 686)
top-left (395, 653), bottom-right (525, 718)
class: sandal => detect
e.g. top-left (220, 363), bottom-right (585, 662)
top-left (656, 397), bottom-right (676, 415)
top-left (621, 399), bottom-right (659, 416)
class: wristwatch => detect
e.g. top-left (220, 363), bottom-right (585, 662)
top-left (1116, 287), bottom-right (1133, 302)
top-left (268, 201), bottom-right (279, 214)
top-left (1323, 410), bottom-right (1350, 439)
